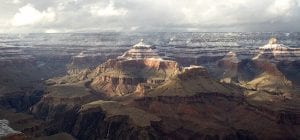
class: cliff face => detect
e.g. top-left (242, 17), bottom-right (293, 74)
top-left (0, 90), bottom-right (43, 112)
top-left (144, 65), bottom-right (243, 98)
top-left (89, 59), bottom-right (178, 97)
top-left (93, 58), bottom-right (178, 75)
top-left (245, 39), bottom-right (299, 91)
top-left (277, 61), bottom-right (300, 86)
top-left (31, 82), bottom-right (102, 120)
top-left (244, 54), bottom-right (293, 93)
top-left (214, 38), bottom-right (300, 89)
top-left (217, 51), bottom-right (244, 83)
top-left (0, 51), bottom-right (75, 114)
top-left (61, 100), bottom-right (163, 140)
top-left (67, 53), bottom-right (119, 75)
top-left (129, 65), bottom-right (299, 140)
top-left (216, 49), bottom-right (294, 94)
top-left (57, 99), bottom-right (262, 140)
top-left (133, 94), bottom-right (300, 139)
top-left (256, 38), bottom-right (300, 62)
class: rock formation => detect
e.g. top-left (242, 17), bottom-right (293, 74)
top-left (131, 63), bottom-right (299, 140)
top-left (216, 38), bottom-right (295, 93)
top-left (0, 119), bottom-right (22, 138)
top-left (89, 58), bottom-right (178, 96)
top-left (246, 38), bottom-right (294, 92)
top-left (31, 82), bottom-right (102, 120)
top-left (1, 34), bottom-right (300, 140)
top-left (87, 40), bottom-right (179, 97)
top-left (255, 37), bottom-right (300, 61)
top-left (68, 100), bottom-right (162, 140)
top-left (118, 39), bottom-right (162, 60)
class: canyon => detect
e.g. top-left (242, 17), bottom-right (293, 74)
top-left (0, 33), bottom-right (300, 140)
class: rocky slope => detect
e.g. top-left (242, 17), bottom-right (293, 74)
top-left (67, 100), bottom-right (162, 140)
top-left (216, 38), bottom-right (297, 94)
top-left (145, 65), bottom-right (242, 97)
top-left (31, 81), bottom-right (103, 120)
top-left (131, 66), bottom-right (300, 139)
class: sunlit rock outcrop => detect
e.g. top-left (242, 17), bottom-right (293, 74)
top-left (0, 119), bottom-right (24, 140)
top-left (89, 40), bottom-right (179, 96)
top-left (255, 37), bottom-right (300, 61)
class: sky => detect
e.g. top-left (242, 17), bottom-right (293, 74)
top-left (0, 0), bottom-right (300, 33)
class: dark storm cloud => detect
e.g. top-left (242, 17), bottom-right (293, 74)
top-left (0, 0), bottom-right (299, 33)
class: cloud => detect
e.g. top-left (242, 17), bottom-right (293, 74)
top-left (267, 0), bottom-right (298, 16)
top-left (1, 0), bottom-right (300, 33)
top-left (12, 4), bottom-right (55, 26)
top-left (12, 0), bottom-right (21, 4)
top-left (45, 29), bottom-right (59, 33)
top-left (180, 0), bottom-right (299, 26)
top-left (89, 1), bottom-right (127, 17)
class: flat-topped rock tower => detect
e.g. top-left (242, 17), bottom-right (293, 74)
top-left (118, 39), bottom-right (162, 60)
